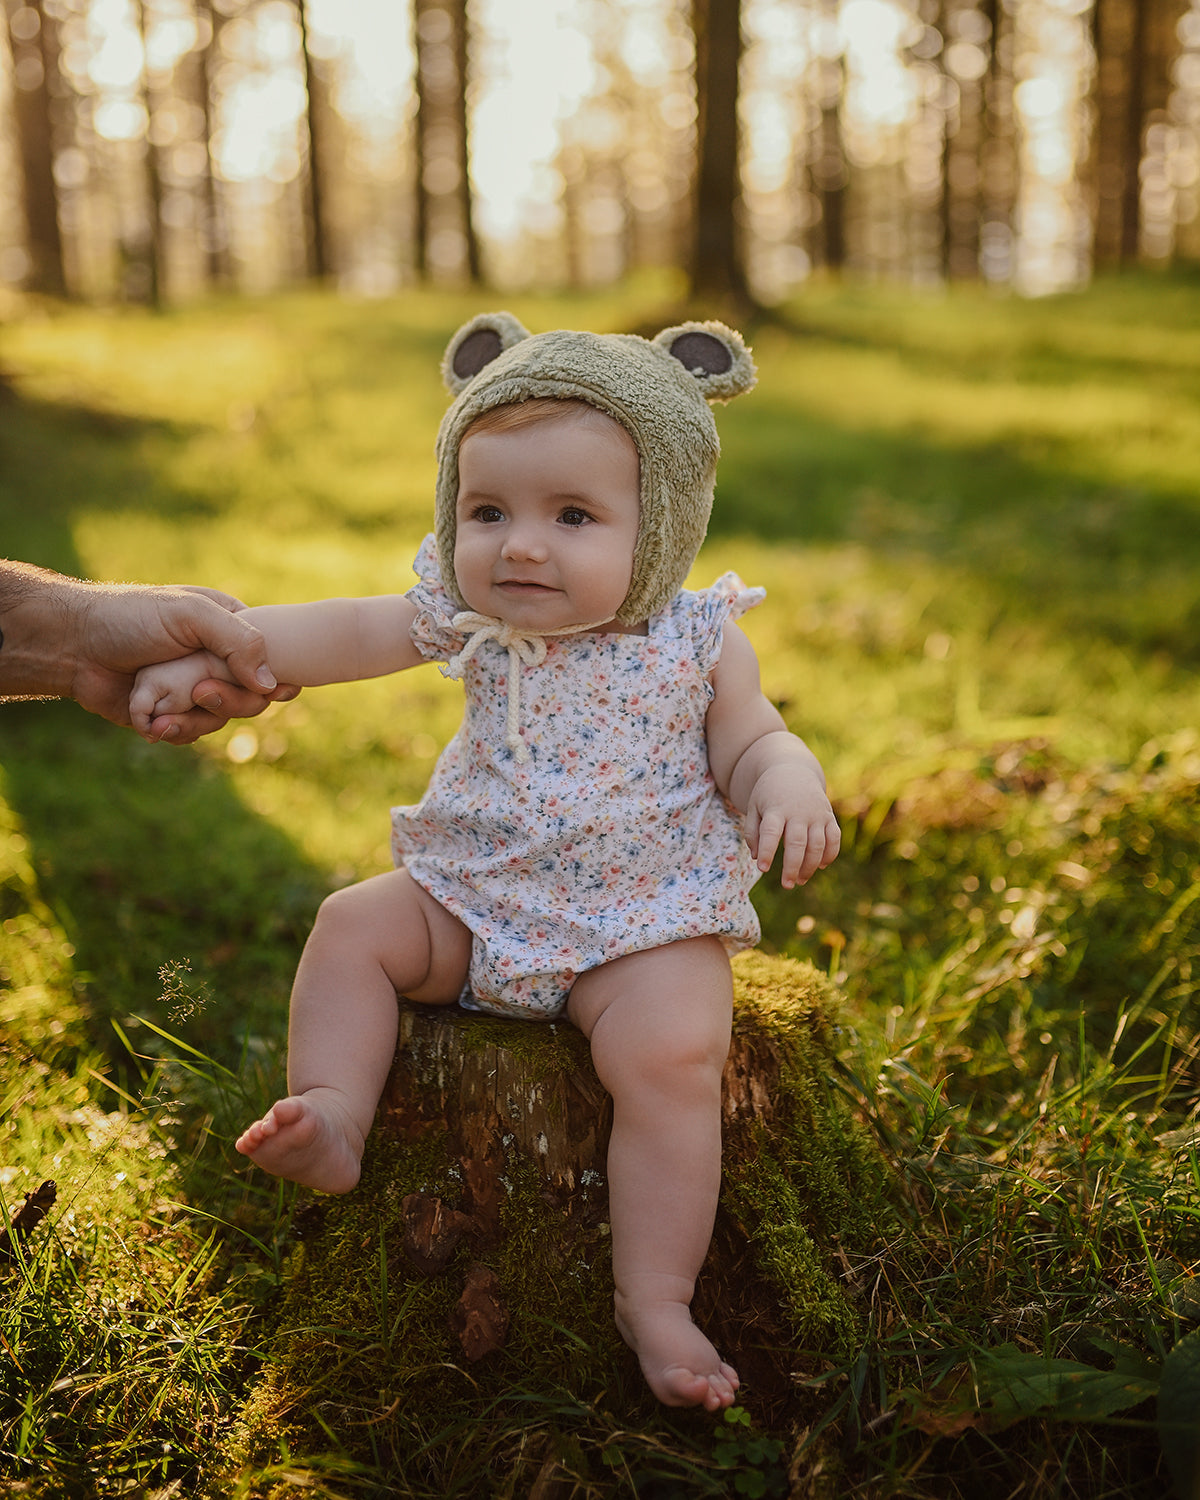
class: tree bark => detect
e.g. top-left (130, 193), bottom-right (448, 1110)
top-left (135, 0), bottom-right (165, 307)
top-left (689, 0), bottom-right (748, 300)
top-left (296, 0), bottom-right (330, 281)
top-left (411, 0), bottom-right (481, 286)
top-left (3, 0), bottom-right (66, 297)
top-left (810, 0), bottom-right (847, 275)
top-left (411, 0), bottom-right (430, 281)
top-left (449, 0), bottom-right (482, 286)
top-left (979, 0), bottom-right (1017, 282)
top-left (193, 0), bottom-right (229, 290)
top-left (1119, 0), bottom-right (1150, 264)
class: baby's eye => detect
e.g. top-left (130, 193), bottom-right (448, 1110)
top-left (471, 504), bottom-right (505, 524)
top-left (559, 507), bottom-right (592, 527)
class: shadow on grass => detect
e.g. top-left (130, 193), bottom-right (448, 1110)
top-left (0, 699), bottom-right (325, 1052)
top-left (714, 393), bottom-right (1200, 664)
top-left (0, 391), bottom-right (331, 1068)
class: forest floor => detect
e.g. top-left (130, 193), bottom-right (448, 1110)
top-left (1, 270), bottom-right (1199, 1497)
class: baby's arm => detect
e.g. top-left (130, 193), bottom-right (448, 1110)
top-left (706, 622), bottom-right (841, 888)
top-left (131, 594), bottom-right (424, 741)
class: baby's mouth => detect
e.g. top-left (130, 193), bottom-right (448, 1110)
top-left (496, 578), bottom-right (558, 594)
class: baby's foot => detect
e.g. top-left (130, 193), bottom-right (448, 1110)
top-left (235, 1088), bottom-right (365, 1194)
top-left (615, 1292), bottom-right (740, 1410)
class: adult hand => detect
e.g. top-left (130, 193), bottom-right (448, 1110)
top-left (72, 584), bottom-right (299, 743)
top-left (0, 563), bottom-right (299, 743)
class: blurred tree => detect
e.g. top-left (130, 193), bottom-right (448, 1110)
top-left (689, 0), bottom-right (748, 299)
top-left (296, 0), bottom-right (330, 280)
top-left (411, 0), bottom-right (481, 285)
top-left (450, 0), bottom-right (480, 284)
top-left (3, 0), bottom-right (66, 295)
top-left (411, 0), bottom-right (430, 281)
top-left (1092, 0), bottom-right (1191, 266)
top-left (938, 0), bottom-right (987, 279)
top-left (549, 0), bottom-right (693, 292)
top-left (979, 0), bottom-right (1017, 283)
top-left (134, 0), bottom-right (164, 306)
top-left (192, 0), bottom-right (230, 289)
top-left (812, 0), bottom-right (846, 274)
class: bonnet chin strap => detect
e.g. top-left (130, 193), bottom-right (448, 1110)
top-left (446, 611), bottom-right (607, 764)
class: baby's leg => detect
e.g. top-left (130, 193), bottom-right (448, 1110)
top-left (567, 937), bottom-right (737, 1411)
top-left (237, 869), bottom-right (470, 1193)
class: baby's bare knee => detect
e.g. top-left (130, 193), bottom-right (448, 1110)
top-left (312, 881), bottom-right (374, 935)
top-left (597, 1012), bottom-right (729, 1106)
top-left (310, 871), bottom-right (424, 950)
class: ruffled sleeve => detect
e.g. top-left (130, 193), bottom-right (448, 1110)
top-left (685, 572), bottom-right (766, 675)
top-left (405, 533), bottom-right (469, 665)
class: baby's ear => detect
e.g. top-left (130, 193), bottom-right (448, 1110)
top-left (652, 321), bottom-right (756, 403)
top-left (442, 312), bottom-right (531, 395)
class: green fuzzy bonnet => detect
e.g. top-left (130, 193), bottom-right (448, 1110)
top-left (434, 312), bottom-right (756, 626)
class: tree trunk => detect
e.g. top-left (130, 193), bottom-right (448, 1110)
top-left (689, 0), bottom-right (748, 301)
top-left (296, 0), bottom-right (330, 281)
top-left (979, 0), bottom-right (1017, 283)
top-left (135, 0), bottom-right (164, 307)
top-left (810, 0), bottom-right (847, 276)
top-left (411, 0), bottom-right (481, 286)
top-left (1119, 0), bottom-right (1149, 264)
top-left (234, 952), bottom-right (887, 1469)
top-left (411, 0), bottom-right (430, 281)
top-left (3, 0), bottom-right (66, 297)
top-left (193, 0), bottom-right (230, 290)
top-left (448, 0), bottom-right (482, 286)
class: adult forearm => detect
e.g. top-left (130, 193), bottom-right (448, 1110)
top-left (0, 561), bottom-right (84, 699)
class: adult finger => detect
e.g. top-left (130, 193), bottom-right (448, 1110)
top-left (190, 678), bottom-right (292, 719)
top-left (173, 584), bottom-right (250, 612)
top-left (171, 597), bottom-right (278, 694)
top-left (148, 706), bottom-right (238, 745)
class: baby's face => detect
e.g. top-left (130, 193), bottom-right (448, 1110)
top-left (453, 409), bottom-right (642, 634)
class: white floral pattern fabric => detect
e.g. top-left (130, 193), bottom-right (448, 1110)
top-left (390, 535), bottom-right (765, 1019)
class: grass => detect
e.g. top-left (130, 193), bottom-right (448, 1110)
top-left (1, 269), bottom-right (1198, 1496)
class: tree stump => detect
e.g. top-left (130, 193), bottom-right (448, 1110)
top-left (232, 952), bottom-right (890, 1484)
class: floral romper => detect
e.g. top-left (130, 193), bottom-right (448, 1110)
top-left (390, 535), bottom-right (765, 1020)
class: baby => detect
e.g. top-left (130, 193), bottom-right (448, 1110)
top-left (131, 314), bottom-right (841, 1412)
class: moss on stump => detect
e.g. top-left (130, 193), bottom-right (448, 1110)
top-left (226, 952), bottom-right (891, 1496)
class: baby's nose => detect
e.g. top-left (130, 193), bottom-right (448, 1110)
top-left (501, 523), bottom-right (549, 561)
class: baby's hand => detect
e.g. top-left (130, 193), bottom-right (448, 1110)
top-left (743, 763), bottom-right (841, 889)
top-left (130, 651), bottom-right (226, 742)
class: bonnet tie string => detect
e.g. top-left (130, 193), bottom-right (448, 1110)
top-left (446, 611), bottom-right (605, 764)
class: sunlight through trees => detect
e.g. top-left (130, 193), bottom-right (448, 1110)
top-left (1, 0), bottom-right (1198, 301)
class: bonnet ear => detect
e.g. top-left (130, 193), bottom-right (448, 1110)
top-left (441, 311), bottom-right (532, 396)
top-left (652, 320), bottom-right (756, 403)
